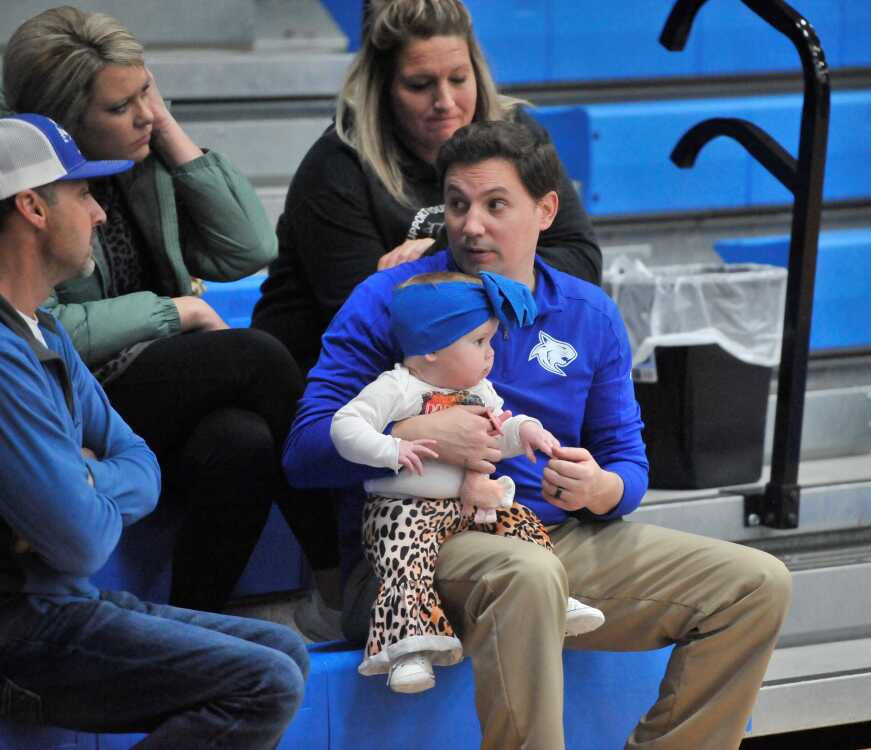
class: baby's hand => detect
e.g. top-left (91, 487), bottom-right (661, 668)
top-left (397, 438), bottom-right (438, 475)
top-left (460, 472), bottom-right (505, 510)
top-left (519, 421), bottom-right (561, 463)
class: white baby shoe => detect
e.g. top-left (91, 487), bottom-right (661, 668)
top-left (565, 597), bottom-right (605, 636)
top-left (387, 652), bottom-right (435, 694)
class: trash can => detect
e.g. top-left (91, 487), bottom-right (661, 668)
top-left (604, 260), bottom-right (787, 489)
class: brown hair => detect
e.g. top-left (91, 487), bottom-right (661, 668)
top-left (437, 120), bottom-right (561, 199)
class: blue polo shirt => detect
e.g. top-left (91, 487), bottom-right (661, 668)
top-left (285, 251), bottom-right (647, 527)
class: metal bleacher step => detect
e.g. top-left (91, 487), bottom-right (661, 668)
top-left (170, 104), bottom-right (333, 184)
top-left (765, 384), bottom-right (871, 462)
top-left (750, 637), bottom-right (871, 737)
top-left (636, 453), bottom-right (871, 537)
top-left (777, 539), bottom-right (871, 573)
top-left (152, 48), bottom-right (349, 101)
top-left (640, 454), bottom-right (871, 737)
top-left (635, 451), bottom-right (871, 641)
top-left (149, 0), bottom-right (350, 225)
top-left (151, 0), bottom-right (351, 103)
top-left (0, 0), bottom-right (260, 49)
top-left (778, 541), bottom-right (871, 646)
top-left (253, 0), bottom-right (347, 53)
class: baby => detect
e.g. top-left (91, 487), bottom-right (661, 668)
top-left (331, 271), bottom-right (604, 694)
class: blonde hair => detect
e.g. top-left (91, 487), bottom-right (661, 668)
top-left (3, 6), bottom-right (144, 136)
top-left (337, 0), bottom-right (520, 207)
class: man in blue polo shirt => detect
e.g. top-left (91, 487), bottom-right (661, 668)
top-left (285, 120), bottom-right (791, 750)
top-left (0, 113), bottom-right (307, 747)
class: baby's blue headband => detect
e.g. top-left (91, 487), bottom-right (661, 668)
top-left (390, 272), bottom-right (537, 356)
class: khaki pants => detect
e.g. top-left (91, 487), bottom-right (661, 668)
top-left (433, 517), bottom-right (792, 750)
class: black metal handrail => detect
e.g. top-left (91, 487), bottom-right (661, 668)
top-left (660, 0), bottom-right (831, 529)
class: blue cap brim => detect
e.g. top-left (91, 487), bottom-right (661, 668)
top-left (61, 158), bottom-right (134, 182)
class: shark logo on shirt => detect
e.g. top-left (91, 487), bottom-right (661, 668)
top-left (528, 331), bottom-right (577, 377)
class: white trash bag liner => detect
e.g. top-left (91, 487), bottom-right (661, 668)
top-left (604, 258), bottom-right (787, 369)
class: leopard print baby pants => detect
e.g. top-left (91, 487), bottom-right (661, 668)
top-left (360, 495), bottom-right (552, 668)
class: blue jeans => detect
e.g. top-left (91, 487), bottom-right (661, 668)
top-left (0, 590), bottom-right (308, 748)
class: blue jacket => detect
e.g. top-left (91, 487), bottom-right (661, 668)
top-left (0, 294), bottom-right (160, 600)
top-left (284, 252), bottom-right (647, 527)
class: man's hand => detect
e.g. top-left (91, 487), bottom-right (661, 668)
top-left (541, 446), bottom-right (623, 516)
top-left (485, 409), bottom-right (511, 435)
top-left (172, 296), bottom-right (230, 333)
top-left (396, 438), bottom-right (438, 475)
top-left (81, 446), bottom-right (97, 488)
top-left (12, 446), bottom-right (101, 555)
top-left (519, 421), bottom-right (561, 463)
top-left (377, 238), bottom-right (436, 270)
top-left (392, 406), bottom-right (502, 473)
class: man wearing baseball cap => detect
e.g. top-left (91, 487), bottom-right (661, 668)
top-left (0, 114), bottom-right (307, 746)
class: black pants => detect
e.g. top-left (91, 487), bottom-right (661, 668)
top-left (252, 314), bottom-right (341, 574)
top-left (104, 328), bottom-right (334, 612)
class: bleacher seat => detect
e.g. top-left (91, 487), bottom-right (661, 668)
top-left (0, 645), bottom-right (672, 749)
top-left (322, 1), bottom-right (871, 82)
top-left (201, 273), bottom-right (266, 329)
top-left (90, 487), bottom-right (310, 603)
top-left (530, 90), bottom-right (871, 216)
top-left (716, 228), bottom-right (871, 351)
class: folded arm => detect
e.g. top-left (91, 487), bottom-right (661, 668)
top-left (0, 336), bottom-right (159, 577)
